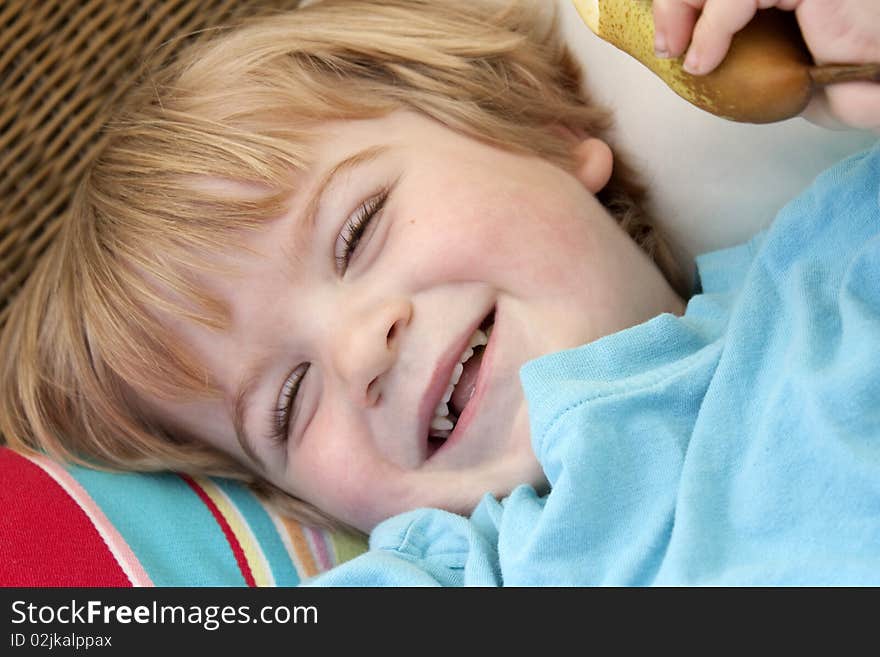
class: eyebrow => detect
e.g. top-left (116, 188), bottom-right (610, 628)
top-left (231, 144), bottom-right (391, 470)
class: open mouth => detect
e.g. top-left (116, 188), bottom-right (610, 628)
top-left (426, 309), bottom-right (495, 456)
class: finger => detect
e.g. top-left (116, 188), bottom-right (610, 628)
top-left (774, 0), bottom-right (803, 11)
top-left (823, 83), bottom-right (880, 132)
top-left (652, 0), bottom-right (702, 58)
top-left (683, 0), bottom-right (761, 75)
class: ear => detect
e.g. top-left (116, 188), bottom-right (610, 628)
top-left (572, 137), bottom-right (614, 193)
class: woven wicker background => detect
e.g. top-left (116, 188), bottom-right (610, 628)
top-left (0, 0), bottom-right (304, 330)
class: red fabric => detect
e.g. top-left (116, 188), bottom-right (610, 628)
top-left (179, 474), bottom-right (256, 587)
top-left (0, 448), bottom-right (131, 586)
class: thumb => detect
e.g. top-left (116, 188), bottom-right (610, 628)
top-left (807, 83), bottom-right (880, 132)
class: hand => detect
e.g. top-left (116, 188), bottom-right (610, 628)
top-left (651, 0), bottom-right (880, 130)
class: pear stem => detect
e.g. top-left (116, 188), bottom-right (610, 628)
top-left (809, 63), bottom-right (880, 87)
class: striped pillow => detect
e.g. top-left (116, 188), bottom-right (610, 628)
top-left (0, 447), bottom-right (366, 586)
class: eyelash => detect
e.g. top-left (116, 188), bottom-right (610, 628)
top-left (270, 363), bottom-right (309, 446)
top-left (336, 188), bottom-right (389, 274)
top-left (270, 189), bottom-right (389, 445)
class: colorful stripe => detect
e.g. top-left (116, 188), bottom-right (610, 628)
top-left (0, 448), bottom-right (129, 586)
top-left (271, 512), bottom-right (321, 579)
top-left (330, 530), bottom-right (369, 565)
top-left (267, 511), bottom-right (368, 581)
top-left (67, 466), bottom-right (245, 586)
top-left (189, 476), bottom-right (275, 586)
top-left (3, 446), bottom-right (365, 587)
top-left (27, 453), bottom-right (153, 587)
top-left (180, 474), bottom-right (256, 587)
top-left (212, 480), bottom-right (302, 586)
top-left (305, 525), bottom-right (335, 572)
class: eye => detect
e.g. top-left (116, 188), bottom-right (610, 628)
top-left (335, 189), bottom-right (389, 274)
top-left (270, 363), bottom-right (310, 445)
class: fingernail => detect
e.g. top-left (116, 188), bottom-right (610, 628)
top-left (683, 50), bottom-right (701, 75)
top-left (654, 31), bottom-right (669, 58)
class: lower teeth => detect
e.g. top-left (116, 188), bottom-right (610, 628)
top-left (428, 415), bottom-right (458, 440)
top-left (427, 319), bottom-right (493, 443)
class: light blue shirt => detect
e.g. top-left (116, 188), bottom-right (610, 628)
top-left (310, 142), bottom-right (880, 586)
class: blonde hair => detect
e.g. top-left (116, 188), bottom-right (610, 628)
top-left (0, 0), bottom-right (684, 529)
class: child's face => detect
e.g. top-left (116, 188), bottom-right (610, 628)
top-left (145, 110), bottom-right (683, 532)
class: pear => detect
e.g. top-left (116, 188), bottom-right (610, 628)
top-left (572, 0), bottom-right (880, 123)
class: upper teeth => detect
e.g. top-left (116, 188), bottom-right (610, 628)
top-left (429, 326), bottom-right (490, 433)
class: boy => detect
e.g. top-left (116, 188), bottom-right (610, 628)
top-left (1, 0), bottom-right (878, 585)
top-left (0, 0), bottom-right (685, 531)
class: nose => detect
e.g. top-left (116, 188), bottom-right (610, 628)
top-left (333, 297), bottom-right (412, 407)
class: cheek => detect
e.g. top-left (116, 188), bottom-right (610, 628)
top-left (401, 189), bottom-right (589, 288)
top-left (397, 162), bottom-right (588, 282)
top-left (472, 201), bottom-right (594, 294)
top-left (284, 412), bottom-right (405, 529)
